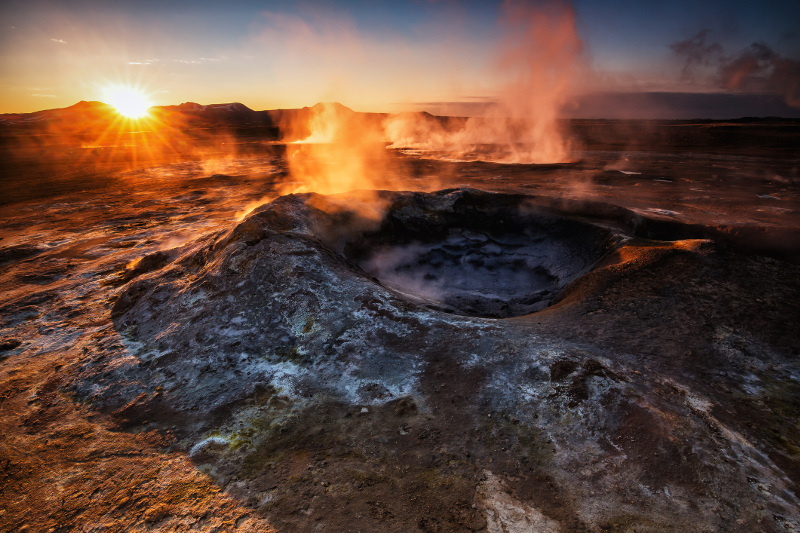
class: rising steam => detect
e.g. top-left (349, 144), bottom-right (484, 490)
top-left (385, 0), bottom-right (582, 164)
top-left (283, 102), bottom-right (393, 196)
top-left (671, 30), bottom-right (800, 109)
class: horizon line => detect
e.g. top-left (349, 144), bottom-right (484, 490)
top-left (3, 91), bottom-right (800, 121)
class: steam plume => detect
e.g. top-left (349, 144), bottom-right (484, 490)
top-left (385, 0), bottom-right (582, 164)
top-left (282, 102), bottom-right (401, 213)
top-left (669, 30), bottom-right (723, 79)
top-left (721, 43), bottom-right (800, 108)
top-left (672, 30), bottom-right (800, 109)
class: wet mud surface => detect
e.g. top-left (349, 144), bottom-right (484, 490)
top-left (343, 191), bottom-right (617, 317)
top-left (1, 128), bottom-right (799, 532)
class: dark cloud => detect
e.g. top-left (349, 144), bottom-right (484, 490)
top-left (670, 29), bottom-right (722, 78)
top-left (720, 42), bottom-right (800, 108)
top-left (778, 30), bottom-right (798, 44)
top-left (671, 31), bottom-right (800, 109)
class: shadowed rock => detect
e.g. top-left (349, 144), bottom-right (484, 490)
top-left (70, 188), bottom-right (800, 532)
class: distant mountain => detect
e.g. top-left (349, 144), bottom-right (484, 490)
top-left (150, 101), bottom-right (277, 127)
top-left (0, 101), bottom-right (117, 131)
top-left (0, 100), bottom-right (385, 140)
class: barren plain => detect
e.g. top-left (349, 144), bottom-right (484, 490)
top-left (1, 116), bottom-right (799, 532)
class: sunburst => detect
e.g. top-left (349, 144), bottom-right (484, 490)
top-left (103, 85), bottom-right (152, 119)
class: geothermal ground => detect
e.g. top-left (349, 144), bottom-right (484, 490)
top-left (1, 122), bottom-right (800, 532)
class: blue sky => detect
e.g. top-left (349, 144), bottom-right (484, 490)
top-left (1, 0), bottom-right (798, 116)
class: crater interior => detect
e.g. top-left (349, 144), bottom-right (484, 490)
top-left (342, 191), bottom-right (617, 317)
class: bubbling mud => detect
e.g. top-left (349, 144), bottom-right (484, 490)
top-left (339, 190), bottom-right (617, 318)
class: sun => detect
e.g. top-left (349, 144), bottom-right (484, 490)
top-left (104, 85), bottom-right (152, 119)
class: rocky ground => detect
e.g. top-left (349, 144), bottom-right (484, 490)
top-left (1, 137), bottom-right (799, 532)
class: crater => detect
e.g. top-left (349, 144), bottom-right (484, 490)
top-left (340, 189), bottom-right (618, 318)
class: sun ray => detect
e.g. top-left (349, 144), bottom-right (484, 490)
top-left (75, 84), bottom-right (196, 172)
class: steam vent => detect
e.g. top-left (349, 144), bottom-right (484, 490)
top-left (77, 188), bottom-right (800, 531)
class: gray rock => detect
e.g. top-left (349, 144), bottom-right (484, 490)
top-left (75, 188), bottom-right (800, 532)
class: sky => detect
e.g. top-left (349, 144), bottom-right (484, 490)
top-left (1, 0), bottom-right (799, 118)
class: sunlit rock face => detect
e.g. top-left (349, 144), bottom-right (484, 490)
top-left (76, 188), bottom-right (800, 532)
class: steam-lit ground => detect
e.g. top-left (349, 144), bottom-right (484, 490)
top-left (1, 126), bottom-right (799, 531)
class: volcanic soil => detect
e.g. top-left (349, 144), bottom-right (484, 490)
top-left (1, 121), bottom-right (799, 532)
